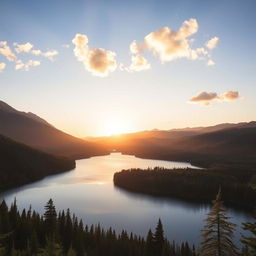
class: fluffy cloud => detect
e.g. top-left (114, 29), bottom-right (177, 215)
top-left (206, 37), bottom-right (219, 50)
top-left (14, 42), bottom-right (34, 53)
top-left (189, 91), bottom-right (240, 106)
top-left (129, 19), bottom-right (219, 68)
top-left (15, 60), bottom-right (40, 71)
top-left (189, 92), bottom-right (218, 105)
top-left (130, 19), bottom-right (210, 64)
top-left (0, 41), bottom-right (16, 61)
top-left (129, 55), bottom-right (151, 71)
top-left (0, 62), bottom-right (6, 72)
top-left (72, 33), bottom-right (117, 77)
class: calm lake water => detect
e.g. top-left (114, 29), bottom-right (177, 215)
top-left (0, 153), bottom-right (252, 246)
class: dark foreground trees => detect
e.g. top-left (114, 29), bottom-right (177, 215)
top-left (0, 199), bottom-right (196, 256)
top-left (200, 188), bottom-right (238, 256)
top-left (241, 211), bottom-right (256, 255)
top-left (1, 194), bottom-right (255, 256)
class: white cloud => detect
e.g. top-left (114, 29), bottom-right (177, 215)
top-left (131, 19), bottom-right (202, 62)
top-left (72, 33), bottom-right (117, 77)
top-left (189, 90), bottom-right (240, 106)
top-left (14, 42), bottom-right (34, 53)
top-left (0, 62), bottom-right (6, 72)
top-left (42, 50), bottom-right (59, 61)
top-left (0, 41), bottom-right (16, 61)
top-left (206, 37), bottom-right (219, 50)
top-left (31, 49), bottom-right (42, 56)
top-left (129, 19), bottom-right (218, 68)
top-left (15, 59), bottom-right (40, 71)
top-left (207, 59), bottom-right (215, 66)
top-left (129, 55), bottom-right (151, 72)
top-left (13, 42), bottom-right (58, 61)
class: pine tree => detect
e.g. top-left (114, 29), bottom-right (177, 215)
top-left (145, 229), bottom-right (154, 256)
top-left (153, 219), bottom-right (165, 255)
top-left (200, 188), bottom-right (238, 256)
top-left (241, 211), bottom-right (256, 255)
top-left (44, 199), bottom-right (57, 238)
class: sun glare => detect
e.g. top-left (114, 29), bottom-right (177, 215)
top-left (103, 117), bottom-right (132, 136)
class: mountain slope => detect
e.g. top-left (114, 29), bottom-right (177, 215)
top-left (0, 134), bottom-right (75, 191)
top-left (0, 100), bottom-right (106, 158)
top-left (92, 122), bottom-right (256, 167)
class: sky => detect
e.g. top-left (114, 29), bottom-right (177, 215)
top-left (0, 0), bottom-right (256, 137)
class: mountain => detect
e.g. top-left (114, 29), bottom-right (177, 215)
top-left (91, 121), bottom-right (256, 167)
top-left (0, 100), bottom-right (107, 158)
top-left (0, 134), bottom-right (75, 191)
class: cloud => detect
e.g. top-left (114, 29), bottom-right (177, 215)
top-left (14, 42), bottom-right (34, 53)
top-left (42, 50), bottom-right (59, 61)
top-left (206, 37), bottom-right (219, 50)
top-left (222, 90), bottom-right (240, 101)
top-left (129, 19), bottom-right (219, 68)
top-left (72, 33), bottom-right (117, 77)
top-left (31, 49), bottom-right (42, 56)
top-left (13, 42), bottom-right (58, 61)
top-left (129, 55), bottom-right (151, 72)
top-left (130, 19), bottom-right (202, 62)
top-left (15, 60), bottom-right (40, 71)
top-left (207, 59), bottom-right (215, 66)
top-left (145, 20), bottom-right (198, 62)
top-left (0, 62), bottom-right (6, 72)
top-left (189, 91), bottom-right (218, 105)
top-left (0, 41), bottom-right (16, 61)
top-left (189, 91), bottom-right (240, 106)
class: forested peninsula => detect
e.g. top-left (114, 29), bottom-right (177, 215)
top-left (114, 167), bottom-right (256, 210)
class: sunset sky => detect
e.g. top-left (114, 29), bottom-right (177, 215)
top-left (0, 0), bottom-right (256, 137)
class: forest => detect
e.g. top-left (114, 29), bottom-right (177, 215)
top-left (0, 191), bottom-right (255, 256)
top-left (0, 199), bottom-right (197, 256)
top-left (113, 166), bottom-right (256, 210)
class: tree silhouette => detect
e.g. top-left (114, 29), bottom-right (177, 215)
top-left (153, 219), bottom-right (164, 255)
top-left (200, 188), bottom-right (238, 256)
top-left (241, 211), bottom-right (256, 255)
top-left (44, 199), bottom-right (57, 238)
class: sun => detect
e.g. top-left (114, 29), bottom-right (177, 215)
top-left (103, 117), bottom-right (132, 136)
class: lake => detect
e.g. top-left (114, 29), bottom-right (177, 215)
top-left (0, 153), bottom-right (252, 246)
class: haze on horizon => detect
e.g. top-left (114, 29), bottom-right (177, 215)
top-left (0, 0), bottom-right (256, 137)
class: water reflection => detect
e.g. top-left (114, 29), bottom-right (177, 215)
top-left (0, 153), bottom-right (253, 246)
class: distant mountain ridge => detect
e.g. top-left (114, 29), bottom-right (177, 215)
top-left (0, 100), bottom-right (106, 158)
top-left (91, 121), bottom-right (256, 167)
top-left (169, 121), bottom-right (256, 134)
top-left (0, 100), bottom-right (52, 126)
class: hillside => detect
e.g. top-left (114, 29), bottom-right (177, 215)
top-left (90, 122), bottom-right (256, 167)
top-left (0, 134), bottom-right (75, 191)
top-left (0, 100), bottom-right (107, 158)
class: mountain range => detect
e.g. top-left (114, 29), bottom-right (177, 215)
top-left (0, 100), bottom-right (106, 159)
top-left (0, 98), bottom-right (255, 188)
top-left (89, 121), bottom-right (256, 167)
